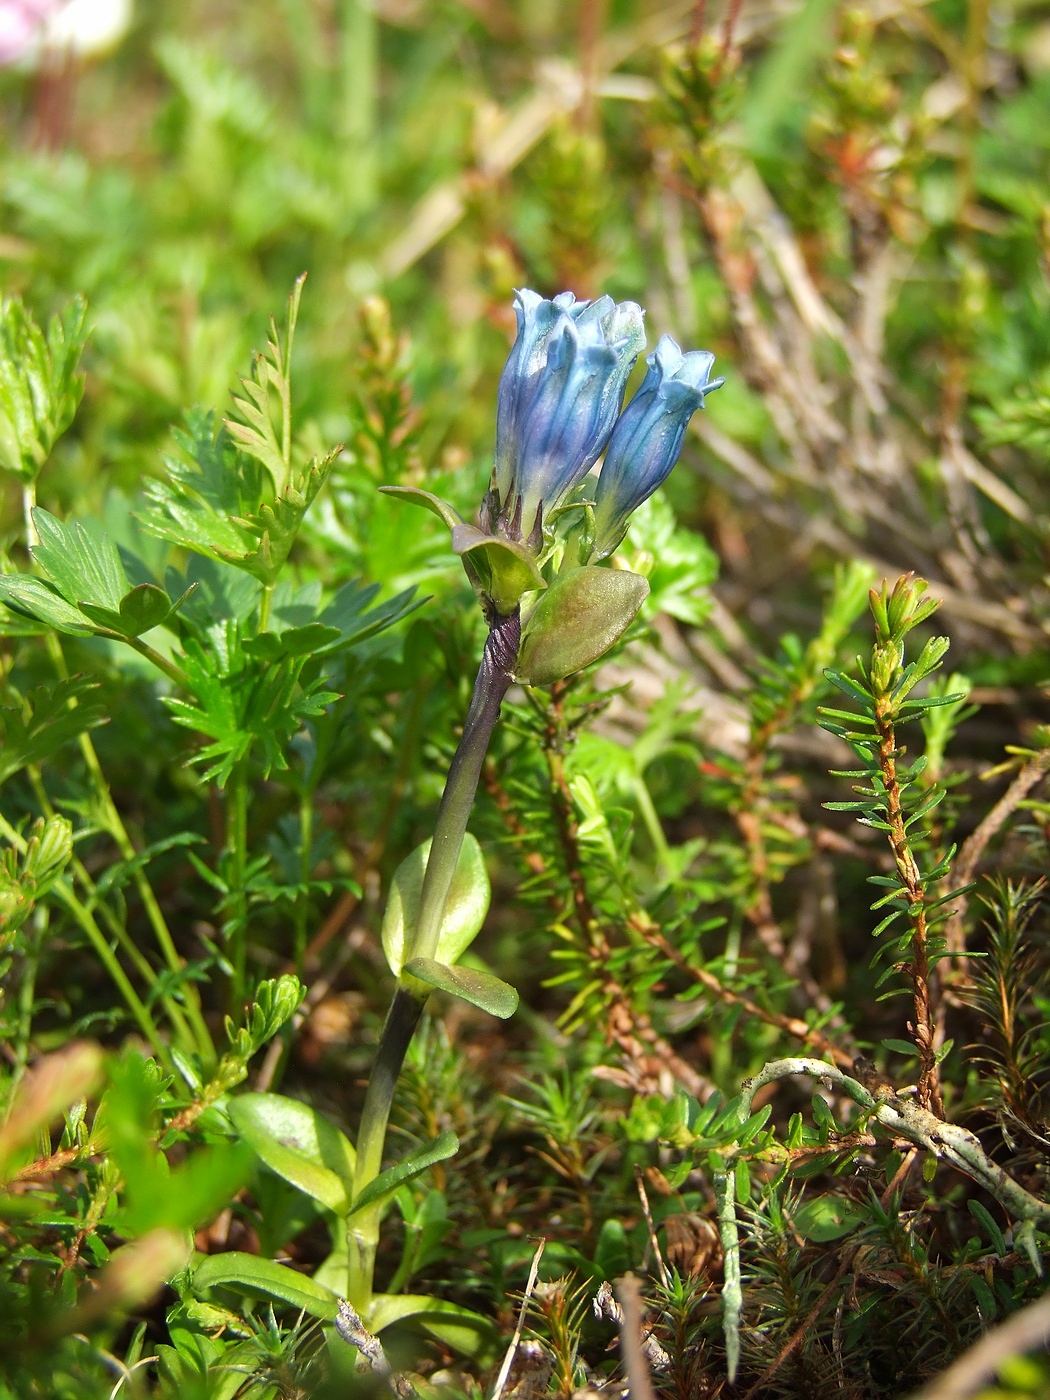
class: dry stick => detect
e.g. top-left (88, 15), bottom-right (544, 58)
top-left (690, 0), bottom-right (707, 45)
top-left (945, 747), bottom-right (1050, 962)
top-left (615, 1274), bottom-right (659, 1400)
top-left (577, 0), bottom-right (608, 132)
top-left (489, 1237), bottom-right (546, 1400)
top-left (733, 689), bottom-right (859, 1039)
top-left (634, 1167), bottom-right (671, 1288)
top-left (379, 0), bottom-right (866, 281)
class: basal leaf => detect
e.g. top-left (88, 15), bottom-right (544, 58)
top-left (193, 1251), bottom-right (339, 1320)
top-left (369, 1293), bottom-right (500, 1359)
top-left (227, 1092), bottom-right (355, 1216)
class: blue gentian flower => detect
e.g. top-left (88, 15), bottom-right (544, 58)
top-left (490, 290), bottom-right (645, 546)
top-left (592, 334), bottom-right (723, 558)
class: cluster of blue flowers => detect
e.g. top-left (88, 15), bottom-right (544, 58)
top-left (482, 288), bottom-right (723, 561)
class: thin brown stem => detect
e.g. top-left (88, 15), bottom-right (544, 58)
top-left (639, 923), bottom-right (855, 1069)
top-left (874, 695), bottom-right (943, 1115)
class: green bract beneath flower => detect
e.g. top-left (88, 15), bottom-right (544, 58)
top-left (515, 566), bottom-right (650, 687)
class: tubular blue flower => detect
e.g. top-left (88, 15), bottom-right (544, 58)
top-left (491, 289), bottom-right (645, 544)
top-left (591, 334), bottom-right (723, 558)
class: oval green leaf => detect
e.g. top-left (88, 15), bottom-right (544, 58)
top-left (403, 958), bottom-right (518, 1020)
top-left (516, 566), bottom-right (649, 686)
top-left (118, 582), bottom-right (175, 633)
top-left (227, 1092), bottom-right (355, 1216)
top-left (381, 834), bottom-right (490, 976)
top-left (792, 1195), bottom-right (865, 1242)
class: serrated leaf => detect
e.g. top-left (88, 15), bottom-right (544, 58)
top-left (167, 625), bottom-right (340, 785)
top-left (227, 1092), bottom-right (355, 1215)
top-left (243, 623), bottom-right (341, 662)
top-left (317, 578), bottom-right (422, 651)
top-left (0, 296), bottom-right (86, 482)
top-left (0, 676), bottom-right (106, 786)
top-left (403, 958), bottom-right (519, 1019)
top-left (349, 1130), bottom-right (458, 1218)
top-left (222, 453), bottom-right (336, 585)
top-left (226, 276), bottom-right (305, 493)
top-left (193, 1250), bottom-right (338, 1320)
top-left (0, 574), bottom-right (94, 635)
top-left (94, 831), bottom-right (204, 899)
top-left (32, 507), bottom-right (128, 611)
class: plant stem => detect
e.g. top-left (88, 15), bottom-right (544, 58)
top-left (339, 0), bottom-right (377, 219)
top-left (11, 919), bottom-right (42, 1095)
top-left (21, 480), bottom-right (209, 1062)
top-left (0, 810), bottom-right (169, 1066)
top-left (409, 608), bottom-right (520, 964)
top-left (125, 636), bottom-right (191, 689)
top-left (874, 693), bottom-right (942, 1115)
top-left (348, 607), bottom-right (520, 1312)
top-left (347, 984), bottom-right (428, 1312)
top-left (22, 483), bottom-right (38, 548)
top-left (227, 760), bottom-right (251, 1019)
top-left (294, 786), bottom-right (313, 979)
top-left (258, 582), bottom-right (275, 633)
top-left (45, 633), bottom-right (213, 1063)
top-left (631, 772), bottom-right (672, 878)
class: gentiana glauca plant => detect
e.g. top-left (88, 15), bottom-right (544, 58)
top-left (0, 284), bottom-right (720, 1350)
top-left (347, 290), bottom-right (722, 1320)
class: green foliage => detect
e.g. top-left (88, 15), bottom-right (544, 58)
top-left (0, 815), bottom-right (73, 940)
top-left (0, 507), bottom-right (195, 641)
top-left (821, 579), bottom-right (965, 981)
top-left (0, 297), bottom-right (86, 484)
top-left (381, 832), bottom-right (491, 976)
top-left (3, 4), bottom-right (1050, 1396)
